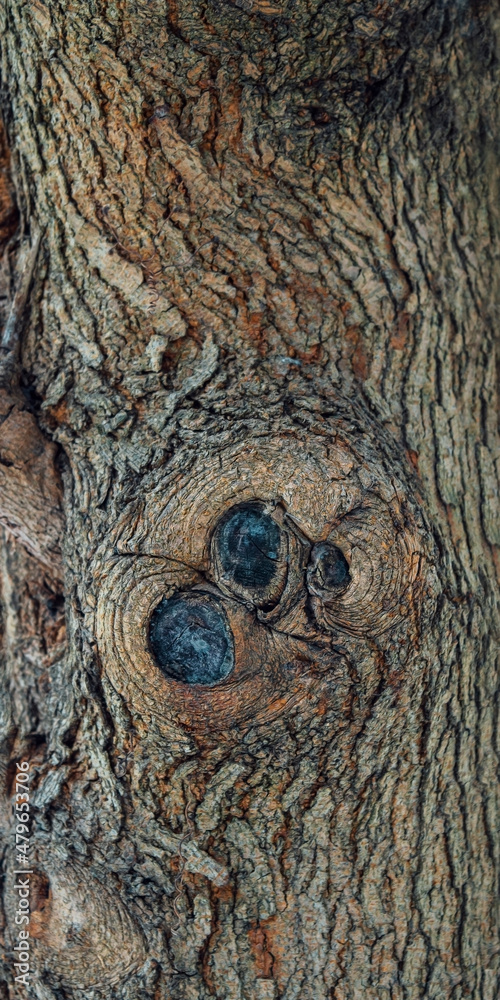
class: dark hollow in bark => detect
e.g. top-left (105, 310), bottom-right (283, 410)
top-left (149, 591), bottom-right (235, 685)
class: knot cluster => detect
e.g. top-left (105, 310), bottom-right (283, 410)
top-left (95, 432), bottom-right (428, 737)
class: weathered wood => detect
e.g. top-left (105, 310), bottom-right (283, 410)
top-left (0, 397), bottom-right (63, 579)
top-left (0, 230), bottom-right (64, 582)
top-left (0, 0), bottom-right (499, 997)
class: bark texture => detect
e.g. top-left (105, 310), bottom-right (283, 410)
top-left (0, 1), bottom-right (499, 998)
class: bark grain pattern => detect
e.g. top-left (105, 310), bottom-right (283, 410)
top-left (0, 1), bottom-right (499, 998)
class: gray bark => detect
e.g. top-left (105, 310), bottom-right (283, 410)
top-left (0, 0), bottom-right (499, 997)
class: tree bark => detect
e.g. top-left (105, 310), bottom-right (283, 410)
top-left (0, 1), bottom-right (499, 997)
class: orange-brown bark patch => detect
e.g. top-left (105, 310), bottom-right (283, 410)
top-left (248, 923), bottom-right (274, 978)
top-left (344, 325), bottom-right (369, 380)
top-left (390, 311), bottom-right (410, 350)
top-left (0, 118), bottom-right (18, 250)
top-left (28, 874), bottom-right (52, 940)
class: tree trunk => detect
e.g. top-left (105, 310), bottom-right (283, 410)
top-left (0, 1), bottom-right (499, 997)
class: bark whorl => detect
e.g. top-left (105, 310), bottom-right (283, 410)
top-left (95, 426), bottom-right (431, 740)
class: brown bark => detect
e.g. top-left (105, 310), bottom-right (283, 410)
top-left (0, 1), bottom-right (499, 998)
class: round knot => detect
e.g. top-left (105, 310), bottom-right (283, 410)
top-left (307, 542), bottom-right (350, 596)
top-left (148, 592), bottom-right (234, 685)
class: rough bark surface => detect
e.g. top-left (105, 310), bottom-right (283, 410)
top-left (0, 1), bottom-right (499, 998)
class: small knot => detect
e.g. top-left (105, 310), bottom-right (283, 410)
top-left (149, 104), bottom-right (172, 123)
top-left (307, 542), bottom-right (351, 597)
